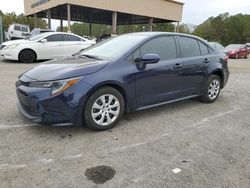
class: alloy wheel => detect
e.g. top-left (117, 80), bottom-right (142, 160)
top-left (208, 79), bottom-right (220, 100)
top-left (91, 94), bottom-right (120, 126)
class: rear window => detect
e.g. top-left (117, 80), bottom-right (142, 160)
top-left (63, 34), bottom-right (81, 41)
top-left (21, 27), bottom-right (29, 32)
top-left (199, 41), bottom-right (209, 55)
top-left (14, 25), bottom-right (21, 31)
top-left (179, 36), bottom-right (200, 58)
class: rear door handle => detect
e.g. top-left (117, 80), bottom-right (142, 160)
top-left (173, 63), bottom-right (183, 69)
top-left (203, 59), bottom-right (210, 64)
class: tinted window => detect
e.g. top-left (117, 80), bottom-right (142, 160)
top-left (179, 37), bottom-right (200, 57)
top-left (141, 36), bottom-right (178, 60)
top-left (63, 34), bottom-right (81, 41)
top-left (199, 41), bottom-right (209, 55)
top-left (46, 34), bottom-right (63, 42)
top-left (14, 25), bottom-right (21, 31)
top-left (21, 27), bottom-right (28, 32)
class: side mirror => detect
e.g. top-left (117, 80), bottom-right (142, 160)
top-left (141, 54), bottom-right (160, 64)
top-left (40, 39), bottom-right (47, 43)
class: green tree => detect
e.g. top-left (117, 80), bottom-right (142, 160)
top-left (0, 10), bottom-right (47, 31)
top-left (193, 13), bottom-right (250, 45)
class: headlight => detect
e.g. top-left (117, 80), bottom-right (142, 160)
top-left (29, 77), bottom-right (81, 95)
top-left (4, 44), bottom-right (19, 50)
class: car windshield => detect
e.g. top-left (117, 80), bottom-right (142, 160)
top-left (29, 33), bottom-right (51, 41)
top-left (80, 34), bottom-right (148, 59)
top-left (225, 44), bottom-right (242, 50)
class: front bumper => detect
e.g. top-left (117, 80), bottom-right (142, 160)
top-left (16, 80), bottom-right (92, 126)
top-left (0, 49), bottom-right (19, 60)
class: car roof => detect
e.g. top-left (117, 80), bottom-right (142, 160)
top-left (10, 23), bottom-right (29, 27)
top-left (126, 32), bottom-right (207, 42)
top-left (37, 32), bottom-right (83, 38)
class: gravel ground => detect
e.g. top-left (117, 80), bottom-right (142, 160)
top-left (0, 58), bottom-right (249, 188)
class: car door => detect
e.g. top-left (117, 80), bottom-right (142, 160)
top-left (37, 34), bottom-right (64, 59)
top-left (61, 34), bottom-right (91, 56)
top-left (134, 35), bottom-right (190, 108)
top-left (177, 36), bottom-right (211, 95)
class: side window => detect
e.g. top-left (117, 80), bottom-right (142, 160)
top-left (199, 41), bottom-right (209, 55)
top-left (14, 25), bottom-right (21, 31)
top-left (140, 36), bottom-right (178, 61)
top-left (179, 37), bottom-right (200, 57)
top-left (63, 34), bottom-right (81, 41)
top-left (46, 34), bottom-right (63, 42)
top-left (21, 27), bottom-right (28, 32)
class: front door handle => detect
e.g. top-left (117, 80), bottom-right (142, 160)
top-left (203, 59), bottom-right (210, 64)
top-left (173, 63), bottom-right (183, 69)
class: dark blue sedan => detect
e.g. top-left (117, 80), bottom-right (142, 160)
top-left (16, 32), bottom-right (229, 130)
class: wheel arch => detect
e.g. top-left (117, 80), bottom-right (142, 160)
top-left (85, 82), bottom-right (129, 113)
top-left (211, 69), bottom-right (224, 88)
top-left (18, 48), bottom-right (37, 61)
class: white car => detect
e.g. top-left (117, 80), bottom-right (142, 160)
top-left (0, 32), bottom-right (96, 63)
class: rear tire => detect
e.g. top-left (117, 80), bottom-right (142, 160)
top-left (84, 87), bottom-right (124, 131)
top-left (19, 49), bottom-right (36, 63)
top-left (200, 75), bottom-right (221, 103)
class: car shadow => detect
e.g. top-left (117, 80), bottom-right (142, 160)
top-left (0, 58), bottom-right (48, 64)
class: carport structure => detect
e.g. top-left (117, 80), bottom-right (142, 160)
top-left (24, 0), bottom-right (184, 35)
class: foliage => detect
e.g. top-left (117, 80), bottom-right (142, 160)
top-left (0, 10), bottom-right (47, 31)
top-left (193, 13), bottom-right (250, 45)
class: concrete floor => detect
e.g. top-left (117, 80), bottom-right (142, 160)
top-left (0, 58), bottom-right (250, 188)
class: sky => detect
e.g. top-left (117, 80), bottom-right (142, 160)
top-left (0, 0), bottom-right (250, 28)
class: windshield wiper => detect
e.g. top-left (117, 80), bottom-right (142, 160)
top-left (80, 54), bottom-right (102, 60)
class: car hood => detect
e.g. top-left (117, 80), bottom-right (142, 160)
top-left (22, 56), bottom-right (109, 81)
top-left (2, 39), bottom-right (31, 46)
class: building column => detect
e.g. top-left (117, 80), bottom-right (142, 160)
top-left (60, 19), bottom-right (63, 32)
top-left (174, 22), bottom-right (179, 33)
top-left (148, 17), bottom-right (153, 31)
top-left (34, 14), bottom-right (37, 28)
top-left (89, 13), bottom-right (93, 37)
top-left (47, 9), bottom-right (51, 29)
top-left (112, 11), bottom-right (117, 35)
top-left (67, 4), bottom-right (71, 33)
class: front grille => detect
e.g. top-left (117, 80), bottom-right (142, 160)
top-left (20, 101), bottom-right (39, 117)
top-left (17, 89), bottom-right (39, 117)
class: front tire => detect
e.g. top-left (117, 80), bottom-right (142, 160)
top-left (84, 87), bottom-right (124, 131)
top-left (200, 75), bottom-right (221, 103)
top-left (19, 49), bottom-right (36, 63)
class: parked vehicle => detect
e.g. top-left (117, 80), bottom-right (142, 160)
top-left (30, 28), bottom-right (54, 37)
top-left (209, 42), bottom-right (228, 56)
top-left (225, 44), bottom-right (249, 59)
top-left (16, 32), bottom-right (229, 130)
top-left (0, 32), bottom-right (96, 63)
top-left (8, 24), bottom-right (30, 40)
